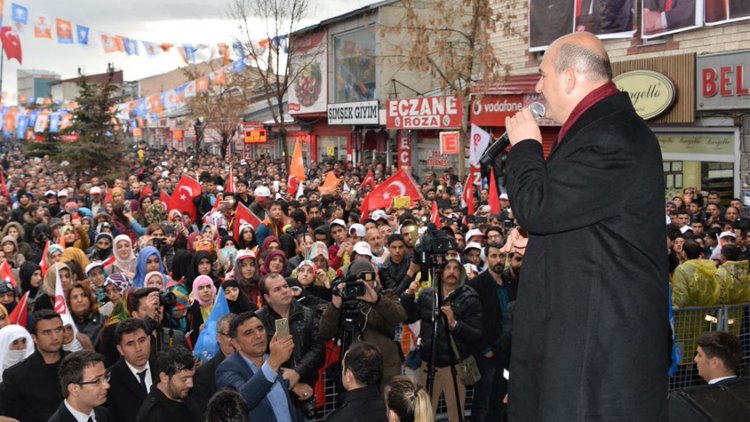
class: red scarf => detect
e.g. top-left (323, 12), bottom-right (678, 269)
top-left (557, 81), bottom-right (620, 141)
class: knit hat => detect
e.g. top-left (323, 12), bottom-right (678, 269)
top-left (347, 259), bottom-right (375, 277)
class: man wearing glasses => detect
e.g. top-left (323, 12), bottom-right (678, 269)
top-left (0, 309), bottom-right (66, 422)
top-left (190, 313), bottom-right (236, 415)
top-left (49, 350), bottom-right (111, 421)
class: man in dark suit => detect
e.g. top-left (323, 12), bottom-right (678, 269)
top-left (693, 331), bottom-right (742, 385)
top-left (0, 310), bottom-right (66, 422)
top-left (324, 342), bottom-right (387, 422)
top-left (467, 243), bottom-right (517, 422)
top-left (49, 350), bottom-right (111, 422)
top-left (106, 318), bottom-right (159, 422)
top-left (135, 347), bottom-right (201, 422)
top-left (643, 0), bottom-right (696, 34)
top-left (190, 313), bottom-right (236, 415)
top-left (505, 32), bottom-right (669, 421)
top-left (215, 311), bottom-right (300, 422)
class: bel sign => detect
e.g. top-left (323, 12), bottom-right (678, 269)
top-left (697, 51), bottom-right (750, 110)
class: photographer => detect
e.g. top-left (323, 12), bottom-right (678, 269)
top-left (319, 260), bottom-right (407, 388)
top-left (400, 256), bottom-right (482, 422)
top-left (100, 287), bottom-right (187, 366)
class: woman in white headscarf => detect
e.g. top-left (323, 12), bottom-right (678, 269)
top-left (0, 324), bottom-right (34, 383)
top-left (106, 234), bottom-right (137, 280)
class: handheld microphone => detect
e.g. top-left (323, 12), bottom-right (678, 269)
top-left (479, 102), bottom-right (546, 169)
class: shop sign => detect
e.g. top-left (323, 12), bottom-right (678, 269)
top-left (613, 70), bottom-right (675, 120)
top-left (440, 131), bottom-right (460, 154)
top-left (386, 96), bottom-right (462, 129)
top-left (427, 150), bottom-right (450, 167)
top-left (244, 129), bottom-right (267, 143)
top-left (657, 133), bottom-right (734, 155)
top-left (470, 95), bottom-right (524, 126)
top-left (398, 131), bottom-right (411, 168)
top-left (696, 51), bottom-right (750, 110)
top-left (327, 101), bottom-right (379, 125)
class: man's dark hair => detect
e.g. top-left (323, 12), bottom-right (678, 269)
top-left (696, 331), bottom-right (742, 372)
top-left (305, 201), bottom-right (321, 213)
top-left (291, 209), bottom-right (307, 225)
top-left (156, 346), bottom-right (195, 378)
top-left (127, 287), bottom-right (160, 315)
top-left (484, 242), bottom-right (504, 258)
top-left (387, 233), bottom-right (405, 246)
top-left (721, 244), bottom-right (740, 261)
top-left (343, 341), bottom-right (383, 387)
top-left (206, 389), bottom-right (250, 422)
top-left (229, 311), bottom-right (261, 339)
top-left (58, 351), bottom-right (106, 398)
top-left (683, 240), bottom-right (703, 260)
top-left (259, 272), bottom-right (285, 296)
top-left (115, 318), bottom-right (149, 345)
top-left (29, 309), bottom-right (62, 335)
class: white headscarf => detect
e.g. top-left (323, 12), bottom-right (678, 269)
top-left (113, 234), bottom-right (137, 275)
top-left (0, 325), bottom-right (34, 382)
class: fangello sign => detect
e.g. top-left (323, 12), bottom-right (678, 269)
top-left (613, 70), bottom-right (675, 120)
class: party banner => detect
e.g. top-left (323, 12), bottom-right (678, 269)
top-left (33, 14), bottom-right (51, 38)
top-left (76, 24), bottom-right (89, 45)
top-left (55, 18), bottom-right (73, 44)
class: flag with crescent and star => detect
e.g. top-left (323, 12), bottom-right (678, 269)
top-left (168, 176), bottom-right (201, 221)
top-left (233, 202), bottom-right (262, 241)
top-left (0, 26), bottom-right (22, 63)
top-left (362, 168), bottom-right (423, 212)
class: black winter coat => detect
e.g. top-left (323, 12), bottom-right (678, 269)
top-left (0, 351), bottom-right (66, 422)
top-left (505, 92), bottom-right (669, 421)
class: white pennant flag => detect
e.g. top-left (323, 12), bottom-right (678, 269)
top-left (469, 124), bottom-right (490, 166)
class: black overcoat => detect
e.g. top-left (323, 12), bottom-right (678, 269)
top-left (505, 92), bottom-right (669, 421)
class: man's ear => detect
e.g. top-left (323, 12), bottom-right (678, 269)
top-left (563, 68), bottom-right (577, 95)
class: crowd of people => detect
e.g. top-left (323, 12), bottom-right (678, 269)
top-left (0, 32), bottom-right (748, 422)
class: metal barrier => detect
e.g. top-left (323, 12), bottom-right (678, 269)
top-left (670, 304), bottom-right (750, 392)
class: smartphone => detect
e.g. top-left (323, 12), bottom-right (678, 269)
top-left (275, 318), bottom-right (290, 338)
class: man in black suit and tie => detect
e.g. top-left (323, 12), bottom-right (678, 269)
top-left (190, 313), bottom-right (236, 415)
top-left (106, 318), bottom-right (158, 422)
top-left (693, 331), bottom-right (742, 385)
top-left (48, 350), bottom-right (111, 422)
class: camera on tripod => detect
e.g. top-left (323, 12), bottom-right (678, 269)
top-left (333, 271), bottom-right (376, 301)
top-left (414, 227), bottom-right (458, 268)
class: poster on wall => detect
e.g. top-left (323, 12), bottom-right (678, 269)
top-left (288, 31), bottom-right (327, 115)
top-left (529, 0), bottom-right (636, 51)
top-left (334, 26), bottom-right (376, 103)
top-left (642, 0), bottom-right (703, 39)
top-left (704, 0), bottom-right (750, 25)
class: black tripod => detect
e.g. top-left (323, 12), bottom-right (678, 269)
top-left (424, 261), bottom-right (465, 422)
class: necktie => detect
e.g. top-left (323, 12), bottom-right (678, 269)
top-left (87, 417), bottom-right (94, 422)
top-left (137, 369), bottom-right (148, 394)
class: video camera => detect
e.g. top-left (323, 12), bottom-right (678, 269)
top-left (333, 271), bottom-right (376, 301)
top-left (414, 226), bottom-right (458, 267)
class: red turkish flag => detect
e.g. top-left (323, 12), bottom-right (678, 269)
top-left (169, 176), bottom-right (201, 221)
top-left (0, 260), bottom-right (15, 287)
top-left (361, 169), bottom-right (376, 190)
top-left (0, 27), bottom-right (22, 64)
top-left (462, 174), bottom-right (475, 216)
top-left (159, 190), bottom-right (171, 206)
top-left (359, 193), bottom-right (371, 223)
top-left (39, 241), bottom-right (50, 277)
top-left (233, 202), bottom-right (262, 241)
top-left (489, 168), bottom-right (501, 215)
top-left (8, 291), bottom-right (29, 327)
top-left (287, 175), bottom-right (297, 197)
top-left (430, 201), bottom-right (442, 229)
top-left (0, 171), bottom-right (9, 200)
top-left (226, 167), bottom-right (236, 194)
top-left (100, 255), bottom-right (116, 268)
top-left (362, 169), bottom-right (423, 212)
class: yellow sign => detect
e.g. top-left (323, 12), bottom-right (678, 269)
top-left (613, 70), bottom-right (675, 120)
top-left (393, 196), bottom-right (412, 209)
top-left (657, 133), bottom-right (734, 155)
top-left (244, 129), bottom-right (267, 143)
top-left (326, 145), bottom-right (335, 156)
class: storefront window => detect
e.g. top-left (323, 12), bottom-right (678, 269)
top-left (333, 27), bottom-right (376, 103)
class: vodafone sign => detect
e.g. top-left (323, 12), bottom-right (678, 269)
top-left (470, 95), bottom-right (524, 126)
top-left (386, 96), bottom-right (463, 129)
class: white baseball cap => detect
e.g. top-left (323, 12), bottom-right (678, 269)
top-left (353, 241), bottom-right (374, 258)
top-left (719, 230), bottom-right (736, 240)
top-left (464, 241), bottom-right (483, 252)
top-left (57, 190), bottom-right (68, 197)
top-left (465, 228), bottom-right (484, 242)
top-left (330, 219), bottom-right (347, 229)
top-left (90, 186), bottom-right (101, 195)
top-left (349, 223), bottom-right (366, 237)
top-left (499, 193), bottom-right (509, 201)
top-left (372, 210), bottom-right (388, 221)
top-left (253, 186), bottom-right (271, 197)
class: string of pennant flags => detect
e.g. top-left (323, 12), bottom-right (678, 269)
top-left (0, 1), bottom-right (292, 140)
top-left (3, 1), bottom-right (289, 64)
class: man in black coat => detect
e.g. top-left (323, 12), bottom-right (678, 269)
top-left (467, 243), bottom-right (517, 422)
top-left (48, 350), bottom-right (111, 422)
top-left (324, 342), bottom-right (386, 422)
top-left (106, 318), bottom-right (159, 422)
top-left (0, 310), bottom-right (66, 422)
top-left (136, 347), bottom-right (201, 422)
top-left (190, 313), bottom-right (236, 415)
top-left (504, 32), bottom-right (669, 421)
